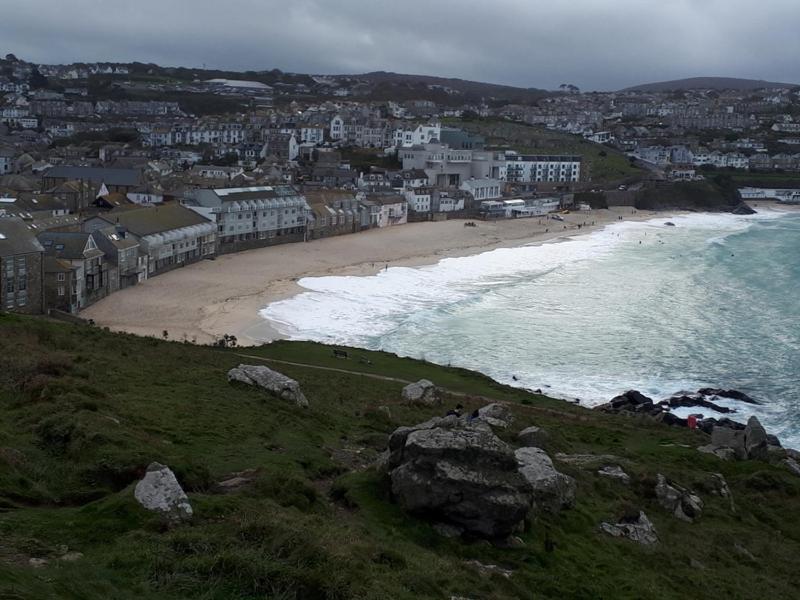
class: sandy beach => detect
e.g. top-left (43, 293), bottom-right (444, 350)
top-left (81, 205), bottom-right (733, 345)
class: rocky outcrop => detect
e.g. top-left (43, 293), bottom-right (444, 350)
top-left (654, 474), bottom-right (703, 522)
top-left (517, 426), bottom-right (548, 448)
top-left (783, 457), bottom-right (800, 477)
top-left (600, 511), bottom-right (658, 545)
top-left (743, 416), bottom-right (768, 460)
top-left (401, 379), bottom-right (441, 406)
top-left (731, 202), bottom-right (757, 215)
top-left (477, 403), bottom-right (513, 429)
top-left (387, 415), bottom-right (532, 539)
top-left (228, 364), bottom-right (308, 408)
top-left (598, 465), bottom-right (631, 484)
top-left (134, 462), bottom-right (193, 522)
top-left (515, 447), bottom-right (576, 512)
top-left (700, 416), bottom-right (770, 461)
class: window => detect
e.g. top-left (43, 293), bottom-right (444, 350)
top-left (18, 277), bottom-right (26, 291)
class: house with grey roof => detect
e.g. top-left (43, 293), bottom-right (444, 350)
top-left (42, 166), bottom-right (142, 196)
top-left (101, 203), bottom-right (216, 277)
top-left (37, 230), bottom-right (109, 313)
top-left (0, 216), bottom-right (44, 314)
top-left (187, 186), bottom-right (310, 253)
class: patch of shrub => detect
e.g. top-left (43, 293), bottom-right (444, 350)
top-left (250, 473), bottom-right (318, 511)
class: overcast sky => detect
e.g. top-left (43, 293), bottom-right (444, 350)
top-left (2, 0), bottom-right (798, 91)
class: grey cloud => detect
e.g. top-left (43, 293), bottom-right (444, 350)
top-left (1, 0), bottom-right (798, 90)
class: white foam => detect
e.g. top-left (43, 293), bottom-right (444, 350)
top-left (260, 212), bottom-right (782, 343)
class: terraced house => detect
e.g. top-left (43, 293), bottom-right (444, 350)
top-left (0, 217), bottom-right (44, 314)
top-left (187, 186), bottom-right (310, 253)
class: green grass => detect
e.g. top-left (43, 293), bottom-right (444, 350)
top-left (445, 118), bottom-right (644, 184)
top-left (0, 314), bottom-right (799, 599)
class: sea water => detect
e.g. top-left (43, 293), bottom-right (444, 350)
top-left (261, 210), bottom-right (800, 447)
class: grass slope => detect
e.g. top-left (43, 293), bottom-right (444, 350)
top-left (0, 314), bottom-right (798, 599)
top-left (447, 118), bottom-right (643, 184)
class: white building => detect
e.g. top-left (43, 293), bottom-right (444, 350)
top-left (460, 178), bottom-right (503, 201)
top-left (505, 153), bottom-right (582, 183)
top-left (393, 123), bottom-right (441, 148)
top-left (188, 186), bottom-right (310, 249)
top-left (403, 188), bottom-right (432, 213)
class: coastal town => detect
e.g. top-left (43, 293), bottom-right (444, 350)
top-left (2, 53), bottom-right (800, 321)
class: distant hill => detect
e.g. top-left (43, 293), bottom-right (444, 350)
top-left (331, 71), bottom-right (550, 105)
top-left (622, 77), bottom-right (799, 92)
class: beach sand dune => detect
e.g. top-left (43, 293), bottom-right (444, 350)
top-left (82, 207), bottom-right (677, 346)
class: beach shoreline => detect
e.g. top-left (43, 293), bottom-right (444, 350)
top-left (81, 202), bottom-right (795, 346)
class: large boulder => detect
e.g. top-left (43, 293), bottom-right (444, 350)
top-left (744, 416), bottom-right (768, 460)
top-left (600, 511), bottom-right (658, 545)
top-left (134, 462), bottom-right (193, 522)
top-left (710, 426), bottom-right (747, 460)
top-left (515, 447), bottom-right (576, 512)
top-left (401, 379), bottom-right (441, 406)
top-left (654, 474), bottom-right (703, 522)
top-left (477, 403), bottom-right (513, 429)
top-left (228, 364), bottom-right (308, 408)
top-left (517, 426), bottom-right (548, 448)
top-left (598, 465), bottom-right (631, 485)
top-left (388, 416), bottom-right (532, 539)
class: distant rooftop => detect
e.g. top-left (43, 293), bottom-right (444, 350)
top-left (44, 166), bottom-right (141, 187)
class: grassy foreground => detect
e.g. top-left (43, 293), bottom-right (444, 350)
top-left (0, 314), bottom-right (798, 599)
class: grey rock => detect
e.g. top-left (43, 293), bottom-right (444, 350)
top-left (515, 447), bottom-right (576, 512)
top-left (228, 364), bottom-right (308, 408)
top-left (708, 473), bottom-right (736, 512)
top-left (655, 474), bottom-right (703, 522)
top-left (464, 559), bottom-right (514, 579)
top-left (600, 511), bottom-right (658, 545)
top-left (388, 418), bottom-right (532, 539)
top-left (783, 457), bottom-right (800, 477)
top-left (517, 425), bottom-right (548, 448)
top-left (555, 453), bottom-right (621, 467)
top-left (401, 379), bottom-right (441, 406)
top-left (58, 551), bottom-right (84, 562)
top-left (28, 557), bottom-right (48, 568)
top-left (786, 448), bottom-right (800, 461)
top-left (710, 426), bottom-right (747, 460)
top-left (744, 416), bottom-right (768, 460)
top-left (734, 543), bottom-right (757, 562)
top-left (598, 465), bottom-right (631, 484)
top-left (698, 444), bottom-right (736, 461)
top-left (433, 522), bottom-right (464, 538)
top-left (477, 403), bottom-right (513, 428)
top-left (134, 462), bottom-right (193, 522)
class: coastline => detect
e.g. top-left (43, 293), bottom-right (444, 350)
top-left (81, 202), bottom-right (794, 346)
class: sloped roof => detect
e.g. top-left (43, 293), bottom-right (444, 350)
top-left (0, 217), bottom-right (45, 256)
top-left (44, 166), bottom-right (141, 186)
top-left (37, 231), bottom-right (102, 260)
top-left (106, 203), bottom-right (212, 237)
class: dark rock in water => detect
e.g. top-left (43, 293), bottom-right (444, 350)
top-left (697, 388), bottom-right (760, 405)
top-left (731, 202), bottom-right (757, 215)
top-left (665, 222), bottom-right (676, 227)
top-left (387, 413), bottom-right (533, 539)
top-left (661, 394), bottom-right (734, 414)
top-left (597, 390), bottom-right (654, 413)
